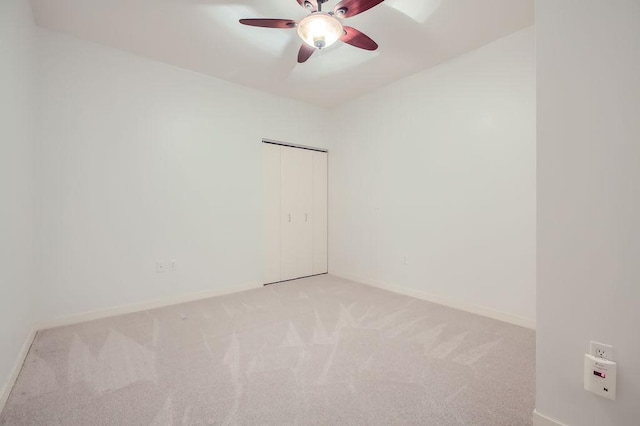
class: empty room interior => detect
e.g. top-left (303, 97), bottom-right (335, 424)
top-left (1, 0), bottom-right (638, 425)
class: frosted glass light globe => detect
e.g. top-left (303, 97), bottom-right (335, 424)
top-left (297, 13), bottom-right (343, 49)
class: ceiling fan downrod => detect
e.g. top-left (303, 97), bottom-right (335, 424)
top-left (316, 0), bottom-right (329, 12)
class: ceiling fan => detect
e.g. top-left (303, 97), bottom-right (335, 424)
top-left (239, 0), bottom-right (385, 63)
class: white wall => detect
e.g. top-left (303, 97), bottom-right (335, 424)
top-left (0, 0), bottom-right (38, 401)
top-left (37, 30), bottom-right (329, 321)
top-left (327, 27), bottom-right (536, 326)
top-left (536, 1), bottom-right (640, 425)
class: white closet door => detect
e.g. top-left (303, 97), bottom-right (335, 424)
top-left (262, 143), bottom-right (281, 284)
top-left (312, 151), bottom-right (328, 274)
top-left (280, 146), bottom-right (313, 281)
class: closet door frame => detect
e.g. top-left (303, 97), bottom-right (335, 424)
top-left (262, 139), bottom-right (328, 285)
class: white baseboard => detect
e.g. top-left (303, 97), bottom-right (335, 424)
top-left (331, 272), bottom-right (536, 330)
top-left (0, 326), bottom-right (38, 414)
top-left (533, 409), bottom-right (566, 426)
top-left (37, 281), bottom-right (262, 330)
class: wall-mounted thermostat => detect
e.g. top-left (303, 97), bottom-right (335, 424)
top-left (584, 354), bottom-right (617, 400)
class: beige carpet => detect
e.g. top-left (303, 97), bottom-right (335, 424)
top-left (0, 275), bottom-right (535, 425)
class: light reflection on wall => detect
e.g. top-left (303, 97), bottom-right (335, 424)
top-left (384, 0), bottom-right (443, 24)
top-left (291, 43), bottom-right (380, 79)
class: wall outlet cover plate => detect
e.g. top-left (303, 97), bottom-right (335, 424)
top-left (590, 341), bottom-right (614, 361)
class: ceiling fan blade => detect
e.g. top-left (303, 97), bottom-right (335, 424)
top-left (296, 0), bottom-right (318, 12)
top-left (298, 43), bottom-right (315, 63)
top-left (239, 19), bottom-right (297, 29)
top-left (340, 26), bottom-right (378, 51)
top-left (334, 0), bottom-right (385, 18)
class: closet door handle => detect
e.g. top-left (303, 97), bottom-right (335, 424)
top-left (288, 213), bottom-right (291, 223)
top-left (305, 213), bottom-right (308, 222)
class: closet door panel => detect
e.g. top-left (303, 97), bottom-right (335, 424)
top-left (298, 150), bottom-right (314, 278)
top-left (312, 151), bottom-right (328, 274)
top-left (280, 147), bottom-right (297, 281)
top-left (280, 146), bottom-right (313, 281)
top-left (262, 144), bottom-right (281, 284)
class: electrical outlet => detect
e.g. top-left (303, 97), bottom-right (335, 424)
top-left (590, 341), bottom-right (614, 361)
top-left (401, 256), bottom-right (409, 265)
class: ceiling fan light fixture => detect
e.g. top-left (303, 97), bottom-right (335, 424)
top-left (297, 13), bottom-right (343, 49)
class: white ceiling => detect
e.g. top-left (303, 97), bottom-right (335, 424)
top-left (30, 0), bottom-right (534, 107)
